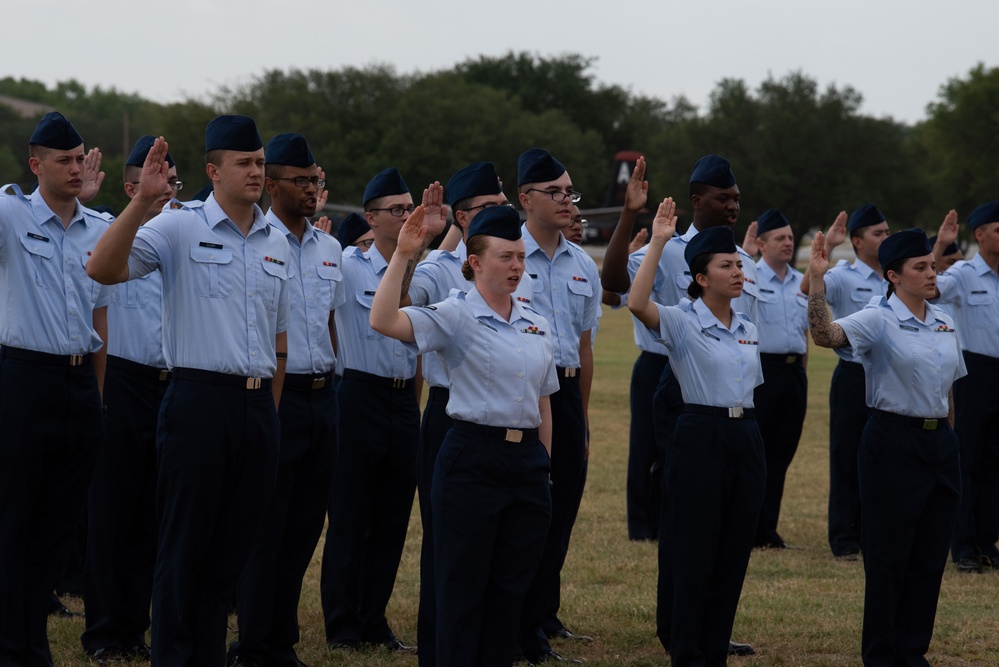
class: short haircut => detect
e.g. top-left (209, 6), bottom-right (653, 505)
top-left (28, 145), bottom-right (51, 160)
top-left (264, 163), bottom-right (287, 180)
top-left (123, 164), bottom-right (142, 183)
top-left (689, 182), bottom-right (710, 200)
top-left (205, 149), bottom-right (226, 167)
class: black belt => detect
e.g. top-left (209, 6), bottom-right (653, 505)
top-left (453, 419), bottom-right (539, 444)
top-left (428, 386), bottom-right (450, 399)
top-left (964, 350), bottom-right (999, 367)
top-left (283, 371), bottom-right (334, 391)
top-left (342, 368), bottom-right (413, 390)
top-left (172, 367), bottom-right (272, 391)
top-left (761, 353), bottom-right (804, 366)
top-left (871, 408), bottom-right (944, 431)
top-left (639, 351), bottom-right (669, 362)
top-left (557, 366), bottom-right (579, 379)
top-left (685, 404), bottom-right (756, 420)
top-left (1, 346), bottom-right (91, 368)
top-left (837, 359), bottom-right (863, 370)
top-left (107, 355), bottom-right (172, 381)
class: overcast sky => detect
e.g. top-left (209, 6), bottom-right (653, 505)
top-left (4, 0), bottom-right (995, 125)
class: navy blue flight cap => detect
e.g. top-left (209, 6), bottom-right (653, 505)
top-left (684, 226), bottom-right (737, 269)
top-left (467, 204), bottom-right (522, 242)
top-left (337, 212), bottom-right (371, 247)
top-left (29, 111), bottom-right (84, 149)
top-left (126, 136), bottom-right (175, 168)
top-left (756, 208), bottom-right (790, 236)
top-left (363, 167), bottom-right (409, 206)
top-left (445, 161), bottom-right (503, 207)
top-left (689, 154), bottom-right (736, 188)
top-left (517, 148), bottom-right (566, 187)
top-left (191, 183), bottom-right (214, 202)
top-left (205, 115), bottom-right (262, 153)
top-left (265, 132), bottom-right (315, 167)
top-left (848, 204), bottom-right (885, 234)
top-left (968, 201), bottom-right (999, 230)
top-left (878, 228), bottom-right (932, 270)
top-left (928, 235), bottom-right (959, 257)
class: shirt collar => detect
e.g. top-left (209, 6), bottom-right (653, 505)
top-left (853, 258), bottom-right (879, 279)
top-left (679, 223), bottom-right (698, 243)
top-left (30, 190), bottom-right (85, 228)
top-left (522, 223), bottom-right (570, 259)
top-left (971, 253), bottom-right (994, 277)
top-left (887, 293), bottom-right (946, 326)
top-left (756, 258), bottom-right (794, 284)
top-left (692, 297), bottom-right (746, 334)
top-left (265, 208), bottom-right (315, 245)
top-left (204, 193), bottom-right (268, 235)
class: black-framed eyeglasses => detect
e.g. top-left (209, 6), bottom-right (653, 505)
top-left (460, 201), bottom-right (515, 213)
top-left (369, 205), bottom-right (417, 217)
top-left (570, 218), bottom-right (589, 228)
top-left (354, 238), bottom-right (375, 249)
top-left (271, 176), bottom-right (326, 189)
top-left (130, 179), bottom-right (184, 191)
top-left (525, 188), bottom-right (581, 204)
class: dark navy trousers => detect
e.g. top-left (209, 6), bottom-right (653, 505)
top-left (0, 348), bottom-right (102, 667)
top-left (859, 413), bottom-right (960, 667)
top-left (417, 386), bottom-right (452, 667)
top-left (519, 371), bottom-right (585, 660)
top-left (828, 359), bottom-right (867, 556)
top-left (82, 356), bottom-right (169, 654)
top-left (950, 351), bottom-right (999, 563)
top-left (150, 373), bottom-right (280, 667)
top-left (627, 352), bottom-right (668, 541)
top-left (433, 422), bottom-right (551, 667)
top-left (667, 412), bottom-right (765, 667)
top-left (321, 373), bottom-right (419, 645)
top-left (753, 354), bottom-right (807, 546)
top-left (231, 373), bottom-right (338, 666)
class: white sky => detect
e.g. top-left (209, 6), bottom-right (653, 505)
top-left (4, 0), bottom-right (995, 125)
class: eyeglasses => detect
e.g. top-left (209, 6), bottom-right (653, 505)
top-left (130, 180), bottom-right (184, 191)
top-left (569, 218), bottom-right (589, 228)
top-left (271, 176), bottom-right (326, 189)
top-left (526, 188), bottom-right (581, 204)
top-left (368, 205), bottom-right (417, 217)
top-left (460, 202), bottom-right (515, 213)
top-left (354, 238), bottom-right (375, 249)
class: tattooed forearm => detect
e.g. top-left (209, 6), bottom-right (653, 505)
top-left (808, 289), bottom-right (848, 348)
top-left (399, 257), bottom-right (416, 298)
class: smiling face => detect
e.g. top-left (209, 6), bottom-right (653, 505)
top-left (30, 144), bottom-right (85, 201)
top-left (695, 251), bottom-right (745, 299)
top-left (468, 235), bottom-right (526, 296)
top-left (888, 253), bottom-right (937, 301)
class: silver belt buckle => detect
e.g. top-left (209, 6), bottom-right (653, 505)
top-left (69, 354), bottom-right (84, 367)
top-left (563, 368), bottom-right (577, 378)
top-left (159, 370), bottom-right (172, 381)
top-left (505, 429), bottom-right (523, 443)
top-left (311, 377), bottom-right (326, 390)
top-left (785, 355), bottom-right (796, 364)
top-left (923, 418), bottom-right (939, 431)
top-left (246, 377), bottom-right (262, 390)
top-left (392, 378), bottom-right (406, 389)
top-left (728, 407), bottom-right (744, 419)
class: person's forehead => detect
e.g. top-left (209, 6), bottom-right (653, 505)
top-left (705, 184), bottom-right (739, 197)
top-left (45, 144), bottom-right (85, 158)
top-left (532, 171), bottom-right (573, 190)
top-left (378, 192), bottom-right (413, 206)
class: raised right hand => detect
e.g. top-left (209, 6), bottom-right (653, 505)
top-left (624, 156), bottom-right (648, 214)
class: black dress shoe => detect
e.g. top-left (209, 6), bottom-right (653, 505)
top-left (327, 640), bottom-right (358, 651)
top-left (834, 548), bottom-right (861, 561)
top-left (956, 558), bottom-right (984, 573)
top-left (381, 638), bottom-right (417, 654)
top-left (550, 628), bottom-right (593, 642)
top-left (728, 640), bottom-right (756, 656)
top-left (127, 643), bottom-right (152, 661)
top-left (89, 647), bottom-right (131, 665)
top-left (531, 650), bottom-right (582, 664)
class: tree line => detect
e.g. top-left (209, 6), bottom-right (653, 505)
top-left (1, 54), bottom-right (996, 249)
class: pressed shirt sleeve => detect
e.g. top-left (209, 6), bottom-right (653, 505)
top-left (834, 304), bottom-right (885, 355)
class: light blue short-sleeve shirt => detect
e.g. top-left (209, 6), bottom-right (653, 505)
top-left (835, 294), bottom-right (967, 418)
top-left (755, 259), bottom-right (808, 355)
top-left (403, 288), bottom-right (559, 428)
top-left (934, 254), bottom-right (999, 358)
top-left (266, 210), bottom-right (345, 375)
top-left (823, 258), bottom-right (888, 362)
top-left (0, 187), bottom-right (111, 355)
top-left (409, 240), bottom-right (535, 387)
top-left (522, 226), bottom-right (600, 369)
top-left (649, 298), bottom-right (763, 408)
top-left (126, 194), bottom-right (290, 377)
top-left (106, 274), bottom-right (167, 368)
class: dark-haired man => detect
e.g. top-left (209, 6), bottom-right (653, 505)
top-left (87, 116), bottom-right (290, 667)
top-left (0, 111), bottom-right (111, 667)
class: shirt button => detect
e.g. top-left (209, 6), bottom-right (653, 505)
top-left (518, 372), bottom-right (524, 378)
top-left (516, 348), bottom-right (522, 353)
top-left (251, 351), bottom-right (256, 357)
top-left (934, 387), bottom-right (940, 394)
top-left (735, 378), bottom-right (742, 383)
top-left (249, 321), bottom-right (255, 328)
top-left (248, 291), bottom-right (254, 297)
top-left (71, 335), bottom-right (78, 340)
top-left (555, 310), bottom-right (562, 315)
top-left (69, 309), bottom-right (75, 315)
top-left (516, 396), bottom-right (523, 402)
top-left (209, 254), bottom-right (215, 259)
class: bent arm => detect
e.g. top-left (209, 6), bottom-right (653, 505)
top-left (370, 209), bottom-right (427, 342)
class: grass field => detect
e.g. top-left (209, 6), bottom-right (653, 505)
top-left (49, 303), bottom-right (999, 666)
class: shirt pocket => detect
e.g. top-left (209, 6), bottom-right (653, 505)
top-left (756, 288), bottom-right (782, 323)
top-left (316, 264), bottom-right (343, 310)
top-left (966, 291), bottom-right (995, 329)
top-left (18, 233), bottom-right (56, 289)
top-left (259, 257), bottom-right (287, 312)
top-left (353, 290), bottom-right (379, 339)
top-left (674, 271), bottom-right (693, 294)
top-left (79, 252), bottom-right (103, 304)
top-left (567, 278), bottom-right (593, 323)
top-left (189, 246), bottom-right (234, 298)
top-left (850, 287), bottom-right (876, 307)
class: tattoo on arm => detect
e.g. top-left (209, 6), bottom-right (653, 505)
top-left (808, 289), bottom-right (849, 348)
top-left (399, 257), bottom-right (416, 298)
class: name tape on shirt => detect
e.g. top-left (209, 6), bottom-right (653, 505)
top-left (26, 232), bottom-right (49, 242)
top-left (199, 241), bottom-right (223, 249)
top-left (700, 329), bottom-right (720, 341)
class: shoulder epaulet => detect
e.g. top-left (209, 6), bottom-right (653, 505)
top-left (79, 204), bottom-right (114, 223)
top-left (167, 198), bottom-right (205, 212)
top-left (737, 311), bottom-right (752, 323)
top-left (1, 183), bottom-right (30, 209)
top-left (833, 258), bottom-right (850, 268)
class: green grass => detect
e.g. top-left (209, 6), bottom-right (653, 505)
top-left (49, 305), bottom-right (999, 666)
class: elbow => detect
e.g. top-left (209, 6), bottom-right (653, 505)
top-left (86, 261), bottom-right (117, 285)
